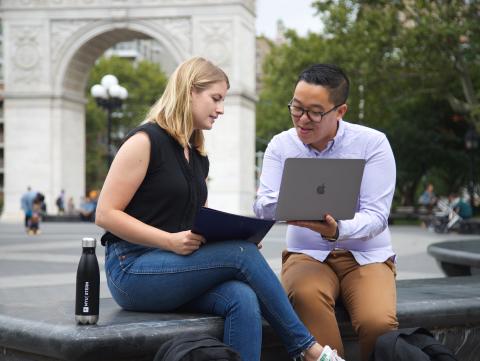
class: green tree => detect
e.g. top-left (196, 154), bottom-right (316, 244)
top-left (85, 56), bottom-right (167, 191)
top-left (257, 1), bottom-right (480, 205)
top-left (393, 0), bottom-right (480, 127)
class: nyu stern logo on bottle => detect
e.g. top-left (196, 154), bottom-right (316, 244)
top-left (83, 281), bottom-right (90, 313)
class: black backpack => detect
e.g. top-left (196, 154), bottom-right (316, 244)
top-left (369, 327), bottom-right (458, 361)
top-left (153, 334), bottom-right (242, 361)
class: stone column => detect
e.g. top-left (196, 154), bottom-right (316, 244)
top-left (193, 12), bottom-right (257, 215)
top-left (2, 21), bottom-right (85, 220)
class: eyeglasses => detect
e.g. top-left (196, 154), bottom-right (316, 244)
top-left (287, 101), bottom-right (342, 123)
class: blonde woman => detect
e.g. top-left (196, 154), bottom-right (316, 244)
top-left (96, 57), bottom-right (343, 361)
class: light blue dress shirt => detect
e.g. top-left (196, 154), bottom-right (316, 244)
top-left (253, 120), bottom-right (396, 265)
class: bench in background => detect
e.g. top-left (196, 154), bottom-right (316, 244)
top-left (42, 214), bottom-right (94, 222)
top-left (388, 205), bottom-right (430, 224)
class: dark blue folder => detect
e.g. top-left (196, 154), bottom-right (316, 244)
top-left (192, 207), bottom-right (275, 244)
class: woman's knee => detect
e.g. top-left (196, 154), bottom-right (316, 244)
top-left (223, 281), bottom-right (261, 318)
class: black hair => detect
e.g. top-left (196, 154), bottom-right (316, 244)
top-left (296, 64), bottom-right (349, 105)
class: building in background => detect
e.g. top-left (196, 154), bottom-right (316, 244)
top-left (104, 39), bottom-right (176, 75)
top-left (255, 20), bottom-right (287, 95)
top-left (255, 36), bottom-right (272, 95)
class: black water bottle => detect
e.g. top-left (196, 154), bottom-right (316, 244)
top-left (75, 237), bottom-right (100, 324)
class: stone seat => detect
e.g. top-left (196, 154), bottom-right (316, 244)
top-left (1, 277), bottom-right (480, 361)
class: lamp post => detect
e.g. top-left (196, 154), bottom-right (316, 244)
top-left (90, 74), bottom-right (128, 167)
top-left (464, 124), bottom-right (479, 208)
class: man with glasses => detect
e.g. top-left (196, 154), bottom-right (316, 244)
top-left (254, 64), bottom-right (398, 361)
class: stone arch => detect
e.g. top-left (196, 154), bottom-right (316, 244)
top-left (1, 1), bottom-right (256, 220)
top-left (53, 20), bottom-right (187, 98)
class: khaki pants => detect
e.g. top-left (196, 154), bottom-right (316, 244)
top-left (281, 250), bottom-right (398, 361)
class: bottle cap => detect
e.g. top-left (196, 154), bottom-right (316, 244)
top-left (82, 237), bottom-right (96, 248)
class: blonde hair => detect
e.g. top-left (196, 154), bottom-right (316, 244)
top-left (146, 57), bottom-right (230, 155)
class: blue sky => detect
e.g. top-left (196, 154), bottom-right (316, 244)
top-left (256, 0), bottom-right (323, 39)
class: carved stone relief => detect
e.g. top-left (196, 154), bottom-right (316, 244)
top-left (149, 17), bottom-right (192, 55)
top-left (198, 21), bottom-right (232, 73)
top-left (10, 25), bottom-right (43, 84)
top-left (50, 20), bottom-right (90, 66)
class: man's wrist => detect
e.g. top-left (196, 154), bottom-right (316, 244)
top-left (323, 224), bottom-right (339, 242)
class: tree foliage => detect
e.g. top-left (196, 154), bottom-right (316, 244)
top-left (257, 32), bottom-right (329, 147)
top-left (85, 56), bottom-right (168, 191)
top-left (257, 0), bottom-right (480, 205)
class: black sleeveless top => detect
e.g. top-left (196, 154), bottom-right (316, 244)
top-left (101, 122), bottom-right (209, 245)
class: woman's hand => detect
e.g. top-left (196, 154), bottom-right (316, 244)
top-left (168, 231), bottom-right (206, 255)
top-left (288, 214), bottom-right (338, 240)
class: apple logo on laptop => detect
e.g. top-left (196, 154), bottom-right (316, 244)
top-left (316, 184), bottom-right (325, 195)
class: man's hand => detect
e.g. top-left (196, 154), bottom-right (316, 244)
top-left (288, 214), bottom-right (338, 241)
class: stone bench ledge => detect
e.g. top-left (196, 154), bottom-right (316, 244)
top-left (2, 276), bottom-right (480, 361)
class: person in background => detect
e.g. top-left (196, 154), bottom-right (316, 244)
top-left (20, 186), bottom-right (37, 230)
top-left (95, 57), bottom-right (343, 361)
top-left (449, 192), bottom-right (473, 220)
top-left (418, 183), bottom-right (437, 213)
top-left (79, 196), bottom-right (96, 222)
top-left (36, 192), bottom-right (47, 215)
top-left (89, 190), bottom-right (99, 207)
top-left (56, 189), bottom-right (66, 215)
top-left (67, 197), bottom-right (76, 215)
top-left (254, 63), bottom-right (397, 361)
top-left (28, 194), bottom-right (43, 235)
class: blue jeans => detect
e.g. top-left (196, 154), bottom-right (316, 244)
top-left (105, 240), bottom-right (315, 361)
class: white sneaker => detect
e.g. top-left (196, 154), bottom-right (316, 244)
top-left (317, 345), bottom-right (345, 361)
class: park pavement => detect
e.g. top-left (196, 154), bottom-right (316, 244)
top-left (1, 220), bottom-right (479, 308)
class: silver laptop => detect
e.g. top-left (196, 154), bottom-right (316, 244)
top-left (275, 158), bottom-right (366, 221)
